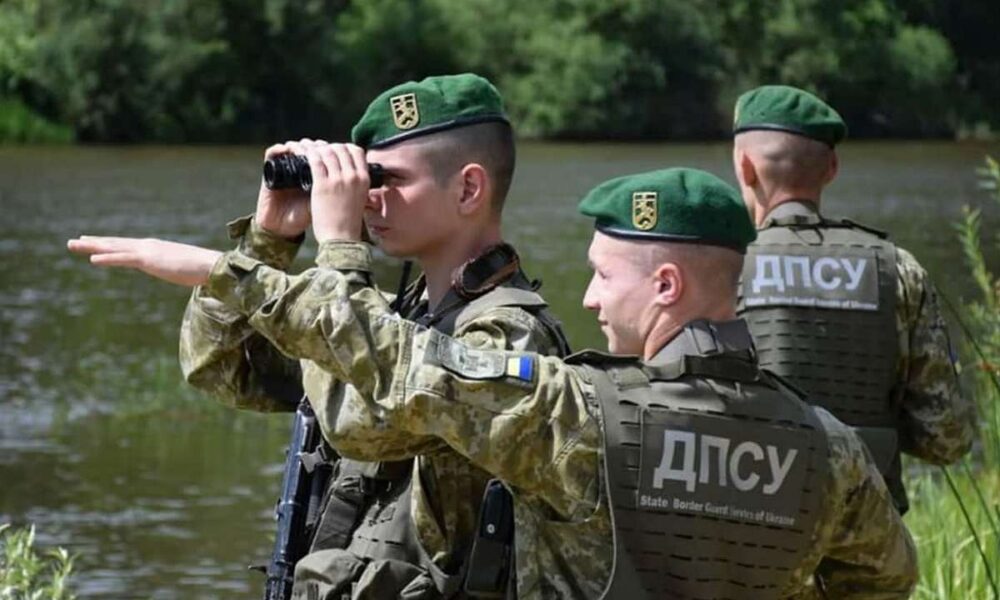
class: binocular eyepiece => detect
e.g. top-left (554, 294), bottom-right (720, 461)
top-left (263, 154), bottom-right (385, 191)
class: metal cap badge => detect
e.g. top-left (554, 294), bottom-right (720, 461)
top-left (390, 93), bottom-right (420, 130)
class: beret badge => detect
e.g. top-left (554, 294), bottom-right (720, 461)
top-left (632, 191), bottom-right (658, 231)
top-left (390, 93), bottom-right (420, 130)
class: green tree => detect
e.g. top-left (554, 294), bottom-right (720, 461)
top-left (716, 0), bottom-right (959, 137)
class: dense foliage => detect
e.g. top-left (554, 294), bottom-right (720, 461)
top-left (1, 0), bottom-right (996, 143)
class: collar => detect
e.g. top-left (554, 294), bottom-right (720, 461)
top-left (403, 242), bottom-right (526, 325)
top-left (648, 319), bottom-right (755, 365)
top-left (450, 242), bottom-right (522, 300)
top-left (761, 200), bottom-right (821, 228)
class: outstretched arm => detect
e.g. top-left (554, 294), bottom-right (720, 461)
top-left (68, 139), bottom-right (331, 412)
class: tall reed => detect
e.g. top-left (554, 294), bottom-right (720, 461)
top-left (905, 156), bottom-right (1000, 599)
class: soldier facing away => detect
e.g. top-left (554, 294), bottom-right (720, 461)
top-left (72, 165), bottom-right (920, 598)
top-left (730, 85), bottom-right (976, 513)
top-left (70, 73), bottom-right (570, 599)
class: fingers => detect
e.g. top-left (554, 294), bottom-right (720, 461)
top-left (89, 252), bottom-right (140, 269)
top-left (67, 236), bottom-right (143, 256)
top-left (305, 144), bottom-right (329, 181)
top-left (314, 143), bottom-right (369, 185)
top-left (264, 138), bottom-right (322, 160)
top-left (263, 143), bottom-right (289, 160)
top-left (345, 144), bottom-right (369, 185)
top-left (263, 139), bottom-right (369, 186)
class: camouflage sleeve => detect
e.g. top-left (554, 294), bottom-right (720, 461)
top-left (895, 247), bottom-right (975, 463)
top-left (808, 409), bottom-right (918, 599)
top-left (203, 242), bottom-right (603, 520)
top-left (178, 215), bottom-right (305, 412)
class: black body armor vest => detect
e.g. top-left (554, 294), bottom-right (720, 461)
top-left (578, 320), bottom-right (832, 599)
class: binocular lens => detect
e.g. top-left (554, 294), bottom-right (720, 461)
top-left (263, 155), bottom-right (384, 191)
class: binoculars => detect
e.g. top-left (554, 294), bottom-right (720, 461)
top-left (263, 154), bottom-right (385, 191)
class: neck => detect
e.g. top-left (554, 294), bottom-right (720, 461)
top-left (753, 188), bottom-right (822, 225)
top-left (420, 221), bottom-right (504, 308)
top-left (643, 301), bottom-right (738, 360)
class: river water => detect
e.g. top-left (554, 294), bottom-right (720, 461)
top-left (1, 141), bottom-right (997, 598)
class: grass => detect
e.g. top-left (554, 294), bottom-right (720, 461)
top-left (0, 524), bottom-right (75, 600)
top-left (904, 156), bottom-right (1000, 599)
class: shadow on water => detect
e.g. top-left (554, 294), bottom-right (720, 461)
top-left (0, 140), bottom-right (997, 597)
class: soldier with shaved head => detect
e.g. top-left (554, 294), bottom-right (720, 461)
top-left (731, 85), bottom-right (976, 514)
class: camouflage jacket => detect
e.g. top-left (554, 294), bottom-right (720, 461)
top-left (200, 239), bottom-right (918, 599)
top-left (179, 217), bottom-right (565, 575)
top-left (760, 201), bottom-right (975, 464)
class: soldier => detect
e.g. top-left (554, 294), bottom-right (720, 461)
top-left (731, 85), bottom-right (976, 513)
top-left (69, 74), bottom-right (570, 599)
top-left (76, 165), bottom-right (919, 597)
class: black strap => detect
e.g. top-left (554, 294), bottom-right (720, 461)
top-left (643, 354), bottom-right (760, 384)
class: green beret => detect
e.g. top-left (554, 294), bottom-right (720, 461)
top-left (578, 168), bottom-right (756, 253)
top-left (733, 85), bottom-right (847, 146)
top-left (351, 73), bottom-right (509, 149)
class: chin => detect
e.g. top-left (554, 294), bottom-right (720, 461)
top-left (377, 239), bottom-right (413, 259)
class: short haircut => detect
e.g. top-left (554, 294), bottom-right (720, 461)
top-left (635, 241), bottom-right (744, 298)
top-left (736, 130), bottom-right (834, 190)
top-left (418, 121), bottom-right (516, 214)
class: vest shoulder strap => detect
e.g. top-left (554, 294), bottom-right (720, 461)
top-left (765, 213), bottom-right (891, 240)
top-left (452, 284), bottom-right (573, 358)
top-left (838, 217), bottom-right (890, 239)
top-left (642, 353), bottom-right (762, 385)
top-left (452, 287), bottom-right (548, 331)
top-left (565, 349), bottom-right (640, 366)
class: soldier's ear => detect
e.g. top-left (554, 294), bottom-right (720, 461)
top-left (738, 152), bottom-right (758, 188)
top-left (822, 151), bottom-right (839, 186)
top-left (457, 163), bottom-right (488, 216)
top-left (652, 263), bottom-right (683, 307)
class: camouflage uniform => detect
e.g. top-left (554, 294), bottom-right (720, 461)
top-left (180, 217), bottom-right (565, 597)
top-left (892, 233), bottom-right (975, 464)
top-left (199, 238), bottom-right (919, 600)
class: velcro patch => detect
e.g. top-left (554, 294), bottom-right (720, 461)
top-left (433, 335), bottom-right (535, 383)
top-left (637, 410), bottom-right (811, 528)
top-left (742, 246), bottom-right (880, 311)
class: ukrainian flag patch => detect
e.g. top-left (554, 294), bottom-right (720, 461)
top-left (505, 356), bottom-right (534, 382)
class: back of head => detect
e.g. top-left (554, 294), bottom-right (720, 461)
top-left (735, 129), bottom-right (833, 191)
top-left (732, 85), bottom-right (846, 206)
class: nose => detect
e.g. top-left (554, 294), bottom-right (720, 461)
top-left (366, 189), bottom-right (383, 213)
top-left (582, 275), bottom-right (600, 312)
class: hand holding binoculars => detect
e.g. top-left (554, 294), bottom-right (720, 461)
top-left (263, 154), bottom-right (384, 191)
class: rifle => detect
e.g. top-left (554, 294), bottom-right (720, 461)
top-left (261, 399), bottom-right (330, 600)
